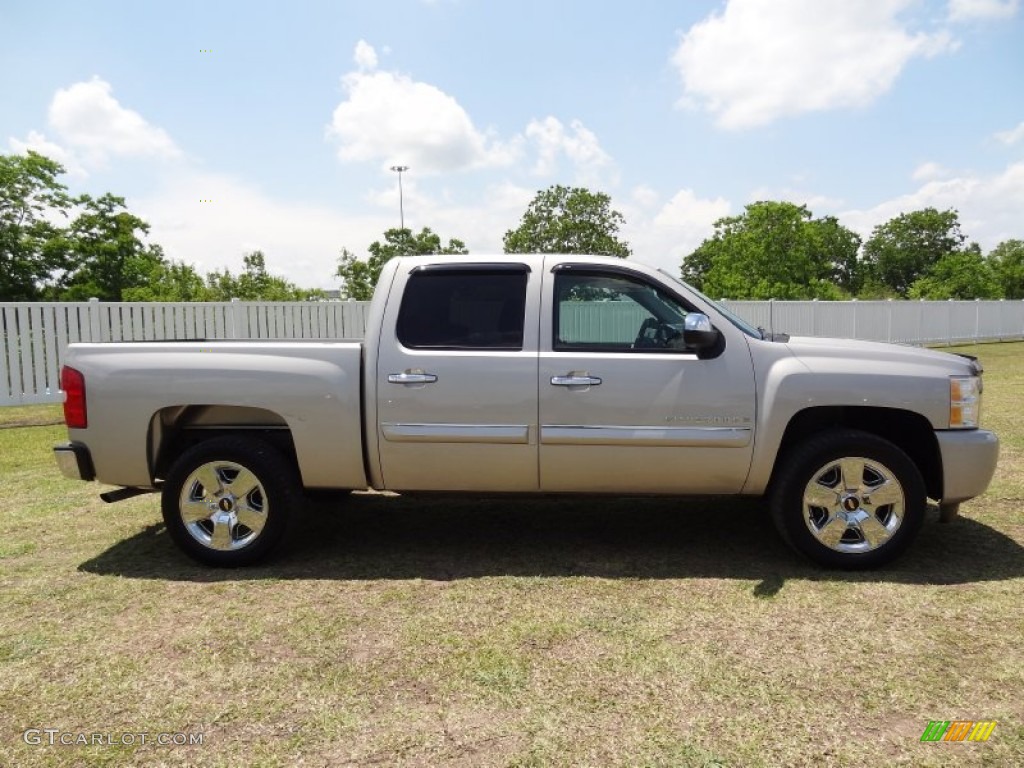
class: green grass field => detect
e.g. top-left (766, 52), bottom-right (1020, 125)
top-left (1, 343), bottom-right (1022, 767)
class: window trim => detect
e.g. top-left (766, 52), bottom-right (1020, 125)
top-left (410, 262), bottom-right (531, 274)
top-left (552, 267), bottom-right (699, 354)
top-left (397, 267), bottom-right (529, 351)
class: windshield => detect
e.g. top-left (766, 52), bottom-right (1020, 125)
top-left (659, 270), bottom-right (764, 339)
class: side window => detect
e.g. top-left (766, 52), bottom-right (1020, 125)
top-left (554, 271), bottom-right (692, 352)
top-left (397, 268), bottom-right (528, 350)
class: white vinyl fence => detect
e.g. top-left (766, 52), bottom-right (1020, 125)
top-left (1, 299), bottom-right (370, 406)
top-left (722, 298), bottom-right (1024, 345)
top-left (2, 298), bottom-right (1023, 406)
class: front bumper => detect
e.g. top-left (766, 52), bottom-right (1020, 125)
top-left (936, 429), bottom-right (999, 505)
top-left (54, 442), bottom-right (95, 481)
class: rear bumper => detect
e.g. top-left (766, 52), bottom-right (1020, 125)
top-left (936, 429), bottom-right (999, 505)
top-left (54, 442), bottom-right (95, 481)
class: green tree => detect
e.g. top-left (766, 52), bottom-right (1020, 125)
top-left (503, 185), bottom-right (630, 257)
top-left (862, 208), bottom-right (967, 297)
top-left (679, 242), bottom-right (714, 290)
top-left (122, 253), bottom-right (211, 301)
top-left (56, 193), bottom-right (163, 301)
top-left (681, 201), bottom-right (861, 299)
top-left (336, 227), bottom-right (468, 300)
top-left (908, 244), bottom-right (1003, 299)
top-left (989, 239), bottom-right (1024, 299)
top-left (0, 151), bottom-right (73, 300)
top-left (206, 251), bottom-right (319, 301)
top-left (815, 215), bottom-right (865, 295)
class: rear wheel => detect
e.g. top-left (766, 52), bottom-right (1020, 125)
top-left (770, 429), bottom-right (926, 569)
top-left (162, 436), bottom-right (299, 566)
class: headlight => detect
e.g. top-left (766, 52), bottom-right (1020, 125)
top-left (950, 375), bottom-right (982, 429)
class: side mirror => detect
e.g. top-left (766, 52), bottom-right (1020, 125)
top-left (683, 313), bottom-right (719, 350)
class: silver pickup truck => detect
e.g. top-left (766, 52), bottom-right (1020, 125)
top-left (54, 254), bottom-right (999, 569)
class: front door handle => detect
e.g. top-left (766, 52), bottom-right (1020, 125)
top-left (550, 374), bottom-right (602, 386)
top-left (388, 372), bottom-right (438, 384)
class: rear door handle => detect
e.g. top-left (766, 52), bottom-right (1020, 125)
top-left (550, 375), bottom-right (602, 386)
top-left (388, 372), bottom-right (438, 384)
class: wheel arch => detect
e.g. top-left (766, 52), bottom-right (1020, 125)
top-left (149, 405), bottom-right (299, 483)
top-left (770, 406), bottom-right (942, 500)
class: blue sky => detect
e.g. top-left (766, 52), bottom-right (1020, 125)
top-left (2, 0), bottom-right (1022, 289)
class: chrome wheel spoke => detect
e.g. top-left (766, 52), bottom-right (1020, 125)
top-left (194, 465), bottom-right (222, 497)
top-left (181, 499), bottom-right (213, 525)
top-left (208, 518), bottom-right (234, 550)
top-left (804, 483), bottom-right (838, 509)
top-left (866, 478), bottom-right (903, 508)
top-left (839, 458), bottom-right (865, 492)
top-left (856, 513), bottom-right (892, 549)
top-left (225, 468), bottom-right (260, 499)
top-left (235, 504), bottom-right (266, 535)
top-left (816, 512), bottom-right (850, 548)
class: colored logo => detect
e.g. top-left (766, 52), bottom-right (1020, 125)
top-left (920, 720), bottom-right (997, 742)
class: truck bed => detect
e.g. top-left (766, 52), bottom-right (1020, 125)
top-left (61, 340), bottom-right (367, 490)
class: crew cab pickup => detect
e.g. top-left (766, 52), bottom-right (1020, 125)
top-left (54, 254), bottom-right (999, 568)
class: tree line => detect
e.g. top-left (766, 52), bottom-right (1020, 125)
top-left (1, 152), bottom-right (318, 302)
top-left (681, 201), bottom-right (1024, 301)
top-left (333, 184), bottom-right (630, 299)
top-left (3, 150), bottom-right (1022, 302)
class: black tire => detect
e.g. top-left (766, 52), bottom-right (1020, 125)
top-left (769, 429), bottom-right (926, 569)
top-left (161, 436), bottom-right (299, 566)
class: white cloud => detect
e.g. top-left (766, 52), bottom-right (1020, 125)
top-left (410, 182), bottom-right (538, 254)
top-left (994, 120), bottom-right (1024, 146)
top-left (622, 188), bottom-right (731, 274)
top-left (523, 116), bottom-right (614, 185)
top-left (746, 185), bottom-right (846, 210)
top-left (631, 185), bottom-right (660, 209)
top-left (9, 77), bottom-right (181, 175)
top-left (948, 0), bottom-right (1019, 21)
top-left (48, 77), bottom-right (180, 166)
top-left (353, 39), bottom-right (378, 70)
top-left (135, 171), bottom-right (390, 290)
top-left (328, 42), bottom-right (518, 174)
top-left (653, 188), bottom-right (732, 233)
top-left (138, 172), bottom-right (543, 290)
top-left (672, 0), bottom-right (956, 129)
top-left (841, 162), bottom-right (1024, 249)
top-left (7, 130), bottom-right (87, 178)
top-left (912, 161), bottom-right (952, 181)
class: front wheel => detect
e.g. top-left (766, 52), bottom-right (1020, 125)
top-left (161, 436), bottom-right (299, 566)
top-left (770, 429), bottom-right (926, 569)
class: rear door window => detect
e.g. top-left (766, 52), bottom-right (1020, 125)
top-left (397, 267), bottom-right (528, 350)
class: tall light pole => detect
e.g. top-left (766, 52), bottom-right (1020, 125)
top-left (390, 165), bottom-right (409, 230)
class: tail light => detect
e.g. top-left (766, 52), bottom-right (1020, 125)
top-left (61, 366), bottom-right (87, 428)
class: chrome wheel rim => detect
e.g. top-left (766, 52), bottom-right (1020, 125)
top-left (179, 460), bottom-right (268, 551)
top-left (802, 456), bottom-right (905, 553)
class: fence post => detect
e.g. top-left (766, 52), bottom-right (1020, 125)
top-left (88, 298), bottom-right (101, 341)
top-left (769, 298), bottom-right (774, 336)
top-left (947, 299), bottom-right (954, 347)
top-left (230, 298), bottom-right (243, 339)
top-left (887, 299), bottom-right (893, 343)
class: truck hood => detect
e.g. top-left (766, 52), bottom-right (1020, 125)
top-left (782, 336), bottom-right (981, 376)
